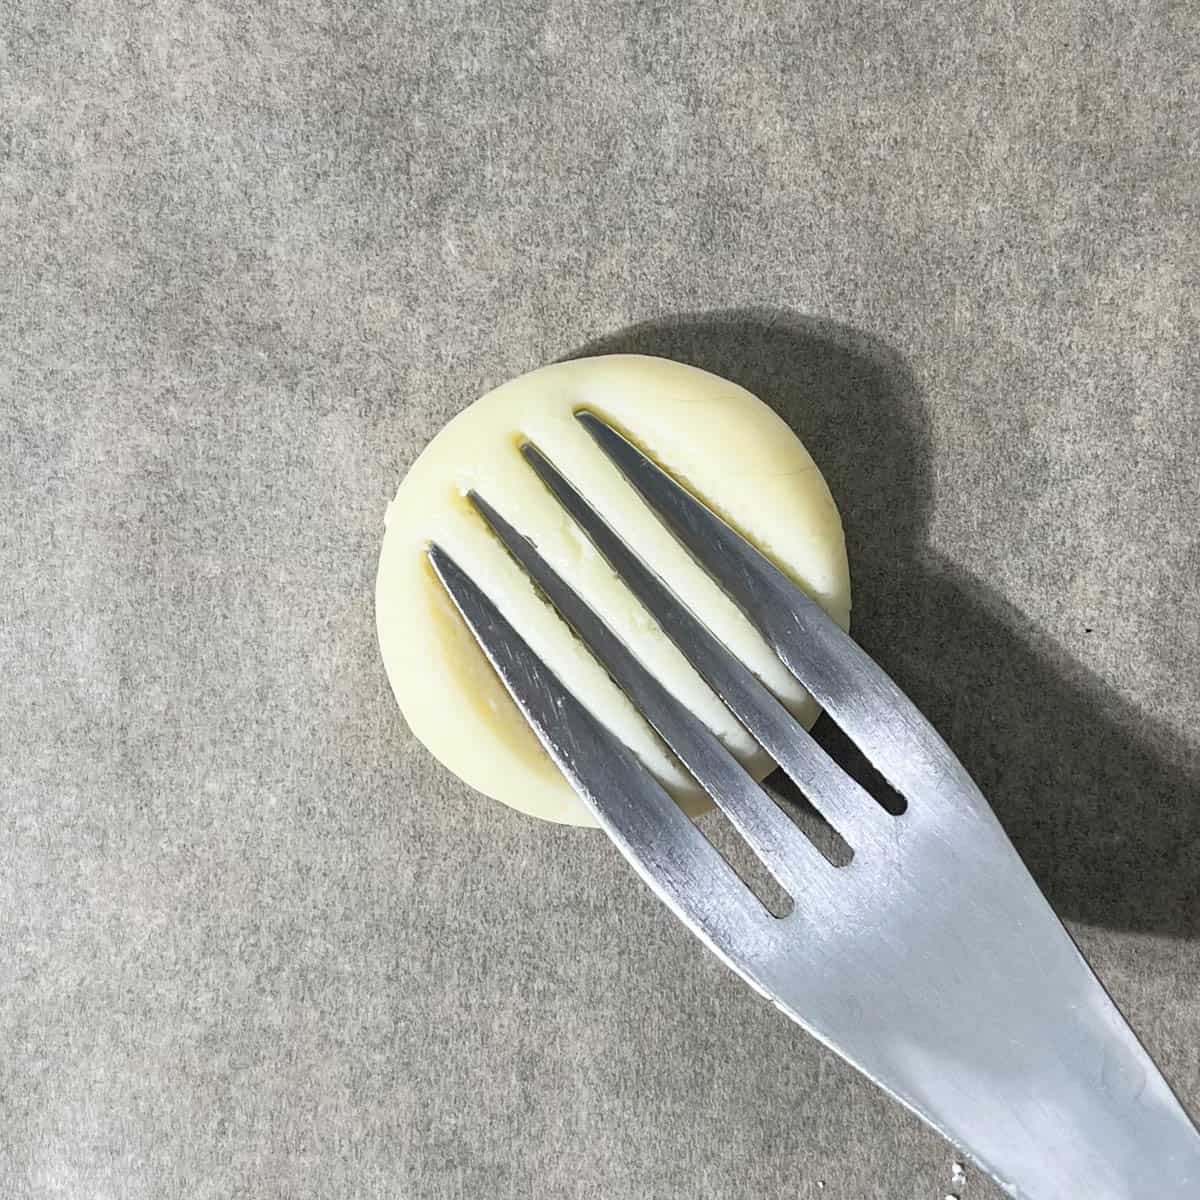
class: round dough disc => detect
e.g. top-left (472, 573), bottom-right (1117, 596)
top-left (376, 354), bottom-right (851, 827)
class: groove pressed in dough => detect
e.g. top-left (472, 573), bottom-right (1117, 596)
top-left (375, 354), bottom-right (851, 827)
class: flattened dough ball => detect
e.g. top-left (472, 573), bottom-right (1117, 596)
top-left (375, 355), bottom-right (851, 827)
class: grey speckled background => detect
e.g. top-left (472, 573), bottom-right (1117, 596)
top-left (3, 3), bottom-right (1199, 1198)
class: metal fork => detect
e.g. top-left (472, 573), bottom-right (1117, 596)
top-left (427, 411), bottom-right (1199, 1199)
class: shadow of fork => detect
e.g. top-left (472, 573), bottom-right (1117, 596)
top-left (567, 309), bottom-right (1200, 940)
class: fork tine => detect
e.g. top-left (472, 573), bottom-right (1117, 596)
top-left (576, 411), bottom-right (979, 813)
top-left (466, 490), bottom-right (829, 894)
top-left (425, 544), bottom-right (773, 963)
top-left (520, 441), bottom-right (894, 854)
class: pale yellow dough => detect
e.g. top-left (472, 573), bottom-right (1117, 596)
top-left (375, 355), bottom-right (851, 826)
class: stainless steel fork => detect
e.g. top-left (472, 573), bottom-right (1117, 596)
top-left (427, 411), bottom-right (1199, 1199)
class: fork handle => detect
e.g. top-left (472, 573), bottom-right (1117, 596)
top-left (769, 878), bottom-right (1200, 1200)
